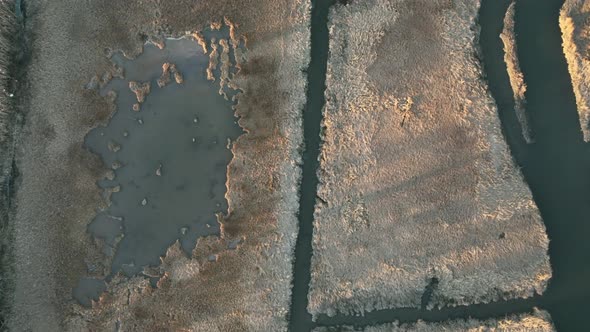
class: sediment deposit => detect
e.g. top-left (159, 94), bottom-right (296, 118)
top-left (309, 0), bottom-right (551, 318)
top-left (7, 0), bottom-right (309, 331)
top-left (500, 2), bottom-right (533, 143)
top-left (314, 309), bottom-right (555, 332)
top-left (561, 0), bottom-right (590, 141)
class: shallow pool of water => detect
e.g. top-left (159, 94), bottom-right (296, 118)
top-left (83, 37), bottom-right (242, 280)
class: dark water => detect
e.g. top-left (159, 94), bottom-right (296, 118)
top-left (63, 0), bottom-right (589, 325)
top-left (289, 0), bottom-right (336, 331)
top-left (0, 0), bottom-right (26, 326)
top-left (315, 297), bottom-right (539, 328)
top-left (72, 278), bottom-right (107, 307)
top-left (480, 0), bottom-right (590, 331)
top-left (292, 0), bottom-right (590, 331)
top-left (75, 37), bottom-right (241, 305)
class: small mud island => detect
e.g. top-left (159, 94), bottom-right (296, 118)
top-left (309, 0), bottom-right (551, 318)
top-left (500, 1), bottom-right (533, 143)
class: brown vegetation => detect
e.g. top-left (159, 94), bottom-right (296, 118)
top-left (128, 81), bottom-right (151, 103)
top-left (314, 309), bottom-right (555, 332)
top-left (8, 0), bottom-right (310, 330)
top-left (207, 39), bottom-right (220, 82)
top-left (561, 0), bottom-right (590, 141)
top-left (309, 0), bottom-right (551, 318)
top-left (500, 2), bottom-right (533, 143)
top-left (156, 62), bottom-right (183, 87)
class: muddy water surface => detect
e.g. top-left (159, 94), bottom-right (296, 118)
top-left (76, 37), bottom-right (242, 305)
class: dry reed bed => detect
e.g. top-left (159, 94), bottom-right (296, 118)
top-left (560, 0), bottom-right (590, 141)
top-left (309, 0), bottom-right (551, 319)
top-left (500, 1), bottom-right (533, 143)
top-left (313, 309), bottom-right (555, 332)
top-left (8, 0), bottom-right (309, 330)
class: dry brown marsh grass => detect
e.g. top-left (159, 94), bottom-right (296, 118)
top-left (313, 309), bottom-right (555, 332)
top-left (8, 0), bottom-right (310, 330)
top-left (561, 0), bottom-right (590, 141)
top-left (500, 1), bottom-right (533, 143)
top-left (309, 0), bottom-right (550, 318)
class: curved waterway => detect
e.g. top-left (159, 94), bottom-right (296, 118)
top-left (481, 0), bottom-right (590, 331)
top-left (291, 0), bottom-right (589, 331)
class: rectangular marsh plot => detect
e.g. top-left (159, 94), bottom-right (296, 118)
top-left (313, 310), bottom-right (555, 332)
top-left (309, 0), bottom-right (551, 318)
top-left (9, 0), bottom-right (309, 330)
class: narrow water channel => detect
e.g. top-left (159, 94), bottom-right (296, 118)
top-left (0, 0), bottom-right (26, 327)
top-left (7, 0), bottom-right (583, 327)
top-left (481, 0), bottom-right (590, 331)
top-left (289, 0), bottom-right (336, 331)
top-left (293, 0), bottom-right (590, 331)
